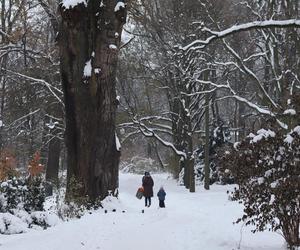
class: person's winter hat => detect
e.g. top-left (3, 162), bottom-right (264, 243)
top-left (144, 171), bottom-right (150, 176)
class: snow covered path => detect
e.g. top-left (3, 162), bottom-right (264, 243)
top-left (0, 173), bottom-right (284, 250)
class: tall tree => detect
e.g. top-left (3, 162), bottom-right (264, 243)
top-left (58, 0), bottom-right (126, 201)
top-left (38, 0), bottom-right (63, 192)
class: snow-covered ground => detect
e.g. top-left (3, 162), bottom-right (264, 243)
top-left (0, 173), bottom-right (285, 250)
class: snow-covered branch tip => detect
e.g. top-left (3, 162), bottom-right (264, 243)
top-left (4, 69), bottom-right (64, 106)
top-left (5, 109), bottom-right (41, 129)
top-left (133, 119), bottom-right (187, 159)
top-left (182, 19), bottom-right (300, 51)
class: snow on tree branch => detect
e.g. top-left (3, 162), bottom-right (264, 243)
top-left (133, 119), bottom-right (186, 159)
top-left (181, 77), bottom-right (288, 129)
top-left (182, 19), bottom-right (300, 51)
top-left (4, 69), bottom-right (64, 106)
top-left (5, 109), bottom-right (41, 129)
top-left (222, 41), bottom-right (280, 110)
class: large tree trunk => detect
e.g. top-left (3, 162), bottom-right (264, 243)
top-left (58, 0), bottom-right (126, 201)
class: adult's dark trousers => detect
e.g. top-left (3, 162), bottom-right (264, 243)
top-left (145, 197), bottom-right (151, 207)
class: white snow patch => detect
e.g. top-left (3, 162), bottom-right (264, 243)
top-left (115, 133), bottom-right (121, 151)
top-left (114, 2), bottom-right (125, 12)
top-left (283, 109), bottom-right (296, 115)
top-left (109, 44), bottom-right (118, 50)
top-left (46, 121), bottom-right (58, 129)
top-left (293, 126), bottom-right (300, 135)
top-left (284, 125), bottom-right (300, 144)
top-left (30, 211), bottom-right (60, 227)
top-left (247, 133), bottom-right (255, 138)
top-left (257, 177), bottom-right (264, 185)
top-left (233, 142), bottom-right (240, 149)
top-left (0, 213), bottom-right (28, 234)
top-left (213, 127), bottom-right (218, 138)
top-left (251, 129), bottom-right (275, 143)
top-left (270, 181), bottom-right (278, 188)
top-left (1, 181), bottom-right (8, 188)
top-left (83, 59), bottom-right (92, 77)
top-left (62, 0), bottom-right (86, 9)
top-left (270, 194), bottom-right (275, 205)
top-left (94, 68), bottom-right (101, 74)
top-left (264, 169), bottom-right (273, 178)
top-left (284, 134), bottom-right (294, 144)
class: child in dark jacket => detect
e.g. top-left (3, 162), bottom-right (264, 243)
top-left (157, 186), bottom-right (166, 208)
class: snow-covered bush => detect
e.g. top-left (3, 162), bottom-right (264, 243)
top-left (30, 211), bottom-right (59, 229)
top-left (0, 176), bottom-right (45, 213)
top-left (0, 176), bottom-right (61, 234)
top-left (24, 177), bottom-right (45, 212)
top-left (0, 210), bottom-right (59, 234)
top-left (0, 178), bottom-right (26, 211)
top-left (0, 212), bottom-right (28, 234)
top-left (0, 176), bottom-right (50, 234)
top-left (57, 201), bottom-right (88, 219)
top-left (0, 151), bottom-right (53, 234)
top-left (220, 127), bottom-right (300, 249)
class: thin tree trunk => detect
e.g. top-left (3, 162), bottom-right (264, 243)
top-left (0, 0), bottom-right (7, 149)
top-left (45, 136), bottom-right (61, 196)
top-left (59, 1), bottom-right (126, 201)
top-left (153, 142), bottom-right (165, 170)
top-left (204, 72), bottom-right (210, 190)
top-left (188, 125), bottom-right (195, 192)
top-left (46, 136), bottom-right (61, 184)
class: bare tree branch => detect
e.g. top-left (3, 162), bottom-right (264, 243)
top-left (182, 19), bottom-right (300, 51)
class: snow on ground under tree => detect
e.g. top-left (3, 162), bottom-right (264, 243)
top-left (0, 173), bottom-right (284, 250)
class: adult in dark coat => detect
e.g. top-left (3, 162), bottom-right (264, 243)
top-left (142, 172), bottom-right (154, 207)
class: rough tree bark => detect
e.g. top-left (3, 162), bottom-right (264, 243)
top-left (58, 0), bottom-right (126, 201)
top-left (46, 136), bottom-right (61, 184)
